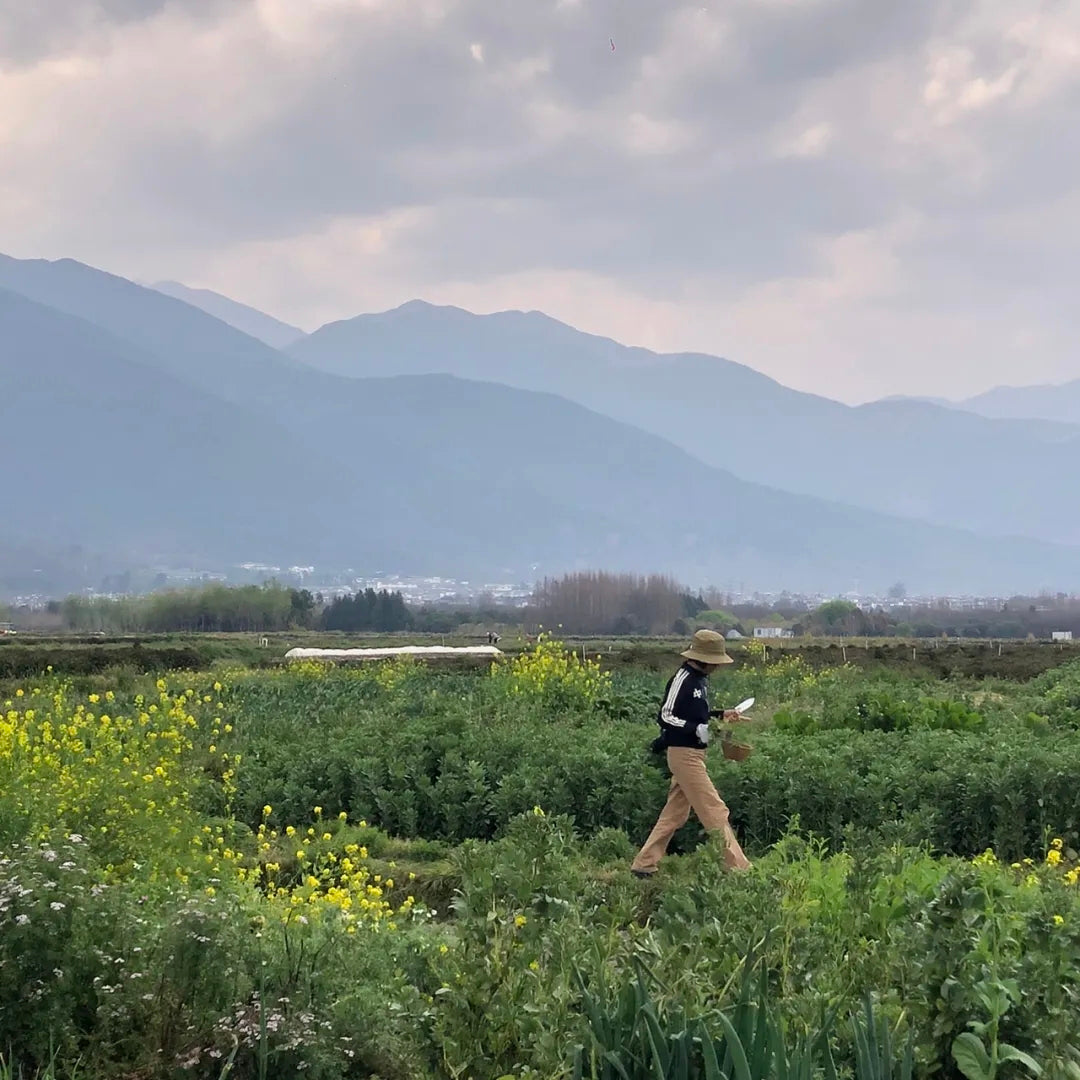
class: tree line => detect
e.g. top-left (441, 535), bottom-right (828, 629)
top-left (526, 572), bottom-right (706, 635)
top-left (48, 584), bottom-right (414, 634)
top-left (11, 574), bottom-right (1080, 639)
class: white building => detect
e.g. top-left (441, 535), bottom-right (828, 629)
top-left (754, 627), bottom-right (793, 639)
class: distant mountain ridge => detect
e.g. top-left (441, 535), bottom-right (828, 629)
top-left (0, 287), bottom-right (360, 565)
top-left (884, 384), bottom-right (1080, 424)
top-left (289, 300), bottom-right (1080, 545)
top-left (150, 280), bottom-right (307, 349)
top-left (2, 253), bottom-right (1080, 594)
top-left (954, 380), bottom-right (1080, 424)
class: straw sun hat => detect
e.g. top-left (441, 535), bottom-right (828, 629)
top-left (680, 628), bottom-right (734, 665)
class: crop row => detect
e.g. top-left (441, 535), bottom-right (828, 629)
top-left (220, 661), bottom-right (1080, 862)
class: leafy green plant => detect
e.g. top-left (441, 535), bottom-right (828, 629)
top-left (571, 959), bottom-right (918, 1080)
top-left (951, 979), bottom-right (1042, 1080)
top-left (851, 996), bottom-right (914, 1080)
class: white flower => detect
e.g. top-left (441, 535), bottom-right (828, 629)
top-left (50, 901), bottom-right (65, 911)
top-left (15, 914), bottom-right (29, 925)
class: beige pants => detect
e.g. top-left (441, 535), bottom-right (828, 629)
top-left (631, 747), bottom-right (751, 874)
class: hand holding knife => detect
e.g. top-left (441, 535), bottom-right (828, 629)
top-left (711, 697), bottom-right (755, 722)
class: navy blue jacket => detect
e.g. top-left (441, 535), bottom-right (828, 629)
top-left (653, 662), bottom-right (714, 750)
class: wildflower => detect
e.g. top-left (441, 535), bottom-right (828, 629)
top-left (1047, 849), bottom-right (1063, 867)
top-left (514, 915), bottom-right (527, 928)
top-left (263, 805), bottom-right (273, 818)
top-left (338, 811), bottom-right (347, 821)
top-left (50, 902), bottom-right (65, 911)
top-left (529, 960), bottom-right (540, 971)
top-left (439, 944), bottom-right (449, 954)
top-left (1054, 915), bottom-right (1066, 927)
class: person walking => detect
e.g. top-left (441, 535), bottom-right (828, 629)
top-left (631, 629), bottom-right (752, 878)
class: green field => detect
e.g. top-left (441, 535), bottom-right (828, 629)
top-left (2, 630), bottom-right (1078, 682)
top-left (3, 638), bottom-right (1080, 1078)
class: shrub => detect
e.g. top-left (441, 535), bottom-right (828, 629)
top-left (491, 633), bottom-right (611, 710)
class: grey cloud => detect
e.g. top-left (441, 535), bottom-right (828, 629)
top-left (59, 2), bottom-right (887, 240)
top-left (0, 0), bottom-right (226, 64)
top-left (3, 0), bottom-right (1079, 397)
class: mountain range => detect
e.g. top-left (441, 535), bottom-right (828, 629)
top-left (2, 252), bottom-right (1079, 596)
top-left (290, 301), bottom-right (1080, 545)
top-left (954, 381), bottom-right (1080, 425)
top-left (883, 385), bottom-right (1080, 425)
top-left (149, 280), bottom-right (307, 350)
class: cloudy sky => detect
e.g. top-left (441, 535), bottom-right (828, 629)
top-left (1, 0), bottom-right (1077, 402)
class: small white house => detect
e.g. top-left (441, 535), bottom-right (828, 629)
top-left (1052, 631), bottom-right (1074, 642)
top-left (753, 627), bottom-right (793, 639)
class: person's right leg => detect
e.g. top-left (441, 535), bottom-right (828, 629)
top-left (630, 763), bottom-right (691, 875)
top-left (667, 748), bottom-right (752, 870)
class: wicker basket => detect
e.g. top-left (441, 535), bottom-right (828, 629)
top-left (721, 736), bottom-right (753, 762)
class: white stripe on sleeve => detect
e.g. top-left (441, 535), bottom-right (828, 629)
top-left (660, 669), bottom-right (689, 728)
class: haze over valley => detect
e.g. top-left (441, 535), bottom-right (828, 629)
top-left (3, 252), bottom-right (1080, 600)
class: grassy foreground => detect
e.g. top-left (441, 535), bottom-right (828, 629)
top-left (3, 639), bottom-right (1080, 1078)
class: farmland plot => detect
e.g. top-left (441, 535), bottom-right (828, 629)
top-left (3, 640), bottom-right (1080, 1079)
